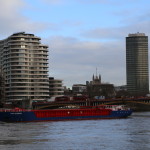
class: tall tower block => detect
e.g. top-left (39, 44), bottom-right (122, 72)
top-left (126, 33), bottom-right (149, 96)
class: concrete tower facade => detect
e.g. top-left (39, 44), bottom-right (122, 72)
top-left (0, 32), bottom-right (49, 101)
top-left (126, 33), bottom-right (149, 96)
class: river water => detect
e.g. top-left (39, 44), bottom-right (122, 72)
top-left (0, 112), bottom-right (150, 150)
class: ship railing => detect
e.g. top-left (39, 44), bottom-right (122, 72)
top-left (0, 108), bottom-right (31, 112)
top-left (98, 105), bottom-right (131, 111)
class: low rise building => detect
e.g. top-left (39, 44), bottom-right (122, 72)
top-left (49, 77), bottom-right (64, 99)
top-left (72, 84), bottom-right (87, 95)
top-left (115, 85), bottom-right (127, 92)
top-left (86, 74), bottom-right (115, 98)
top-left (115, 85), bottom-right (129, 97)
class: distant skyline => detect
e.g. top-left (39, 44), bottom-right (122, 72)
top-left (0, 0), bottom-right (150, 88)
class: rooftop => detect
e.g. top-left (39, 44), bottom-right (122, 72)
top-left (128, 32), bottom-right (145, 37)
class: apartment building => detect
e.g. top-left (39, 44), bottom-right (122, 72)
top-left (0, 32), bottom-right (49, 101)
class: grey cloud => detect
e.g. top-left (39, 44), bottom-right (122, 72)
top-left (81, 19), bottom-right (150, 40)
top-left (0, 0), bottom-right (57, 39)
top-left (81, 27), bottom-right (123, 40)
top-left (46, 17), bottom-right (150, 87)
top-left (46, 36), bottom-right (126, 87)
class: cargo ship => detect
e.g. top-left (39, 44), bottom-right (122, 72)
top-left (0, 105), bottom-right (132, 122)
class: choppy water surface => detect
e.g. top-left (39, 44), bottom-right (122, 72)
top-left (0, 112), bottom-right (150, 150)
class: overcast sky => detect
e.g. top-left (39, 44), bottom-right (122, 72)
top-left (0, 0), bottom-right (150, 88)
